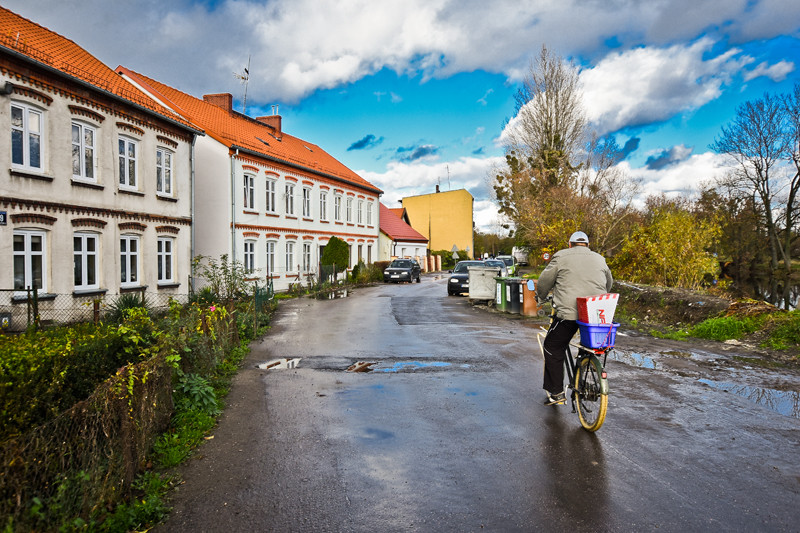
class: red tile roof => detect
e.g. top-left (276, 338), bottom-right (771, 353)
top-left (0, 6), bottom-right (196, 131)
top-left (118, 67), bottom-right (382, 195)
top-left (380, 203), bottom-right (428, 242)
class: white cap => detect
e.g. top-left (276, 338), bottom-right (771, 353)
top-left (569, 231), bottom-right (589, 244)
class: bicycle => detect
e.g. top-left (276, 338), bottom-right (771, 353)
top-left (537, 298), bottom-right (618, 432)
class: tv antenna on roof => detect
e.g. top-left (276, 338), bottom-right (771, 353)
top-left (234, 55), bottom-right (251, 114)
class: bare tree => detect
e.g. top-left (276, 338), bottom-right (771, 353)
top-left (711, 90), bottom-right (797, 307)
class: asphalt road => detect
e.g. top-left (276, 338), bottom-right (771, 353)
top-left (158, 275), bottom-right (800, 532)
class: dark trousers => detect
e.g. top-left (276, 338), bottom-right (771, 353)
top-left (542, 317), bottom-right (579, 393)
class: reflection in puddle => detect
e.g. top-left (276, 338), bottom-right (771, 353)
top-left (607, 350), bottom-right (658, 370)
top-left (257, 358), bottom-right (301, 370)
top-left (698, 379), bottom-right (800, 418)
top-left (316, 290), bottom-right (349, 300)
top-left (373, 361), bottom-right (467, 373)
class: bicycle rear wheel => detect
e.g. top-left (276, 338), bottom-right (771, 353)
top-left (574, 355), bottom-right (608, 432)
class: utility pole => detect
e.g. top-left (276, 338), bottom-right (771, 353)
top-left (234, 55), bottom-right (251, 114)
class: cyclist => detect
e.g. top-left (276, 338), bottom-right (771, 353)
top-left (536, 231), bottom-right (613, 405)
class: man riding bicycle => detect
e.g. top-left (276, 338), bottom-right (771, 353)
top-left (536, 231), bottom-right (613, 405)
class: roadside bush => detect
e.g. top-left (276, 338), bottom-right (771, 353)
top-left (688, 315), bottom-right (764, 341)
top-left (761, 310), bottom-right (800, 350)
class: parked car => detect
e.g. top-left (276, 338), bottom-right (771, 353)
top-left (383, 258), bottom-right (421, 283)
top-left (482, 259), bottom-right (508, 277)
top-left (496, 255), bottom-right (517, 276)
top-left (447, 260), bottom-right (485, 296)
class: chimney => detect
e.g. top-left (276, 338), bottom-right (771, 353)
top-left (435, 184), bottom-right (440, 193)
top-left (256, 115), bottom-right (282, 136)
top-left (203, 93), bottom-right (233, 112)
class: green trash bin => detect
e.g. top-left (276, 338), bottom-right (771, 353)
top-left (495, 277), bottom-right (508, 311)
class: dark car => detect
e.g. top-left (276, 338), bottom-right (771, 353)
top-left (447, 260), bottom-right (485, 296)
top-left (383, 258), bottom-right (421, 283)
top-left (483, 259), bottom-right (508, 277)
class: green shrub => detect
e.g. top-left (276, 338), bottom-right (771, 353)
top-left (761, 310), bottom-right (800, 350)
top-left (106, 292), bottom-right (151, 324)
top-left (688, 315), bottom-right (763, 341)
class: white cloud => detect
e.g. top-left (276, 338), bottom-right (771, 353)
top-left (622, 152), bottom-right (731, 203)
top-left (743, 60), bottom-right (795, 82)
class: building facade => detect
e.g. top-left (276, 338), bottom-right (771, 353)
top-left (401, 188), bottom-right (474, 258)
top-left (378, 202), bottom-right (428, 263)
top-left (118, 70), bottom-right (382, 291)
top-left (0, 7), bottom-right (200, 330)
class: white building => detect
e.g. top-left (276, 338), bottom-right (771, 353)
top-left (0, 7), bottom-right (200, 329)
top-left (118, 69), bottom-right (382, 291)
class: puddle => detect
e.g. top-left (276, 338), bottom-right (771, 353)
top-left (607, 350), bottom-right (658, 370)
top-left (373, 361), bottom-right (471, 373)
top-left (315, 290), bottom-right (349, 300)
top-left (257, 358), bottom-right (301, 370)
top-left (698, 379), bottom-right (800, 418)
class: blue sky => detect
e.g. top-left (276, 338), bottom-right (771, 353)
top-left (6, 0), bottom-right (800, 231)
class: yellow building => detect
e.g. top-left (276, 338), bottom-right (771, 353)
top-left (401, 188), bottom-right (474, 258)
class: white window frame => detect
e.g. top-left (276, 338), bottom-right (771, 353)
top-left (302, 242), bottom-right (312, 272)
top-left (72, 121), bottom-right (96, 182)
top-left (13, 230), bottom-right (46, 293)
top-left (11, 102), bottom-right (44, 171)
top-left (266, 179), bottom-right (277, 213)
top-left (334, 195), bottom-right (342, 222)
top-left (266, 240), bottom-right (276, 276)
top-left (285, 241), bottom-right (296, 273)
top-left (367, 202), bottom-right (373, 225)
top-left (302, 187), bottom-right (312, 218)
top-left (156, 148), bottom-right (173, 196)
top-left (346, 197), bottom-right (353, 223)
top-left (120, 235), bottom-right (140, 287)
top-left (244, 240), bottom-right (256, 273)
top-left (73, 232), bottom-right (99, 290)
top-left (118, 136), bottom-right (138, 189)
top-left (357, 200), bottom-right (364, 224)
top-left (157, 237), bottom-right (174, 284)
top-left (244, 174), bottom-right (255, 210)
top-left (319, 191), bottom-right (328, 221)
top-left (285, 183), bottom-right (295, 215)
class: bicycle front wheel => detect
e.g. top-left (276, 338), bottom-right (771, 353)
top-left (574, 355), bottom-right (608, 432)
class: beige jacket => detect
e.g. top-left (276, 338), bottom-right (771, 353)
top-left (536, 245), bottom-right (613, 320)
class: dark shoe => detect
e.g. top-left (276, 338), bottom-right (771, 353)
top-left (544, 391), bottom-right (566, 406)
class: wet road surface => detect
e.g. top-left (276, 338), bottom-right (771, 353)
top-left (159, 276), bottom-right (800, 532)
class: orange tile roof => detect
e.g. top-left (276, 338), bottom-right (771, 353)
top-left (118, 67), bottom-right (382, 195)
top-left (0, 6), bottom-right (196, 131)
top-left (380, 203), bottom-right (428, 242)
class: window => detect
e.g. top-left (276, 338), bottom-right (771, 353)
top-left (120, 235), bottom-right (139, 286)
top-left (285, 183), bottom-right (295, 215)
top-left (367, 244), bottom-right (372, 264)
top-left (266, 241), bottom-right (276, 276)
top-left (157, 237), bottom-right (174, 283)
top-left (366, 202), bottom-right (373, 225)
top-left (13, 230), bottom-right (45, 292)
top-left (157, 148), bottom-right (173, 195)
top-left (72, 122), bottom-right (95, 181)
top-left (73, 233), bottom-right (98, 290)
top-left (346, 197), bottom-right (353, 223)
top-left (357, 200), bottom-right (364, 224)
top-left (244, 240), bottom-right (255, 273)
top-left (303, 242), bottom-right (312, 272)
top-left (118, 137), bottom-right (138, 188)
top-left (244, 174), bottom-right (255, 210)
top-left (334, 195), bottom-right (342, 221)
top-left (319, 191), bottom-right (328, 220)
top-left (266, 179), bottom-right (276, 213)
top-left (358, 244), bottom-right (363, 262)
top-left (302, 187), bottom-right (312, 217)
top-left (285, 241), bottom-right (295, 272)
top-left (11, 102), bottom-right (43, 170)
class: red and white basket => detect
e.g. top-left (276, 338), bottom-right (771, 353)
top-left (577, 293), bottom-right (619, 324)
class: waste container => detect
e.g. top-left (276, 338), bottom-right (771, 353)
top-left (469, 267), bottom-right (500, 302)
top-left (495, 277), bottom-right (508, 311)
top-left (521, 279), bottom-right (542, 317)
top-left (507, 278), bottom-right (521, 314)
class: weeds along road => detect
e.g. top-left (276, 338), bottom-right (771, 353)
top-left (158, 275), bottom-right (800, 532)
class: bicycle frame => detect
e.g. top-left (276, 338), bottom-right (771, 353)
top-left (564, 343), bottom-right (610, 413)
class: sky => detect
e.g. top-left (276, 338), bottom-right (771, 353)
top-left (5, 0), bottom-right (800, 232)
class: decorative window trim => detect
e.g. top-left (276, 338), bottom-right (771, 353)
top-left (11, 86), bottom-right (53, 106)
top-left (72, 218), bottom-right (107, 229)
top-left (156, 135), bottom-right (178, 149)
top-left (242, 231), bottom-right (260, 238)
top-left (117, 122), bottom-right (145, 136)
top-left (10, 213), bottom-right (56, 225)
top-left (10, 169), bottom-right (53, 182)
top-left (68, 105), bottom-right (104, 123)
top-left (119, 222), bottom-right (147, 232)
top-left (155, 225), bottom-right (180, 235)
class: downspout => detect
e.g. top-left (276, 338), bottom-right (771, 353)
top-left (190, 135), bottom-right (197, 292)
top-left (231, 149), bottom-right (238, 261)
